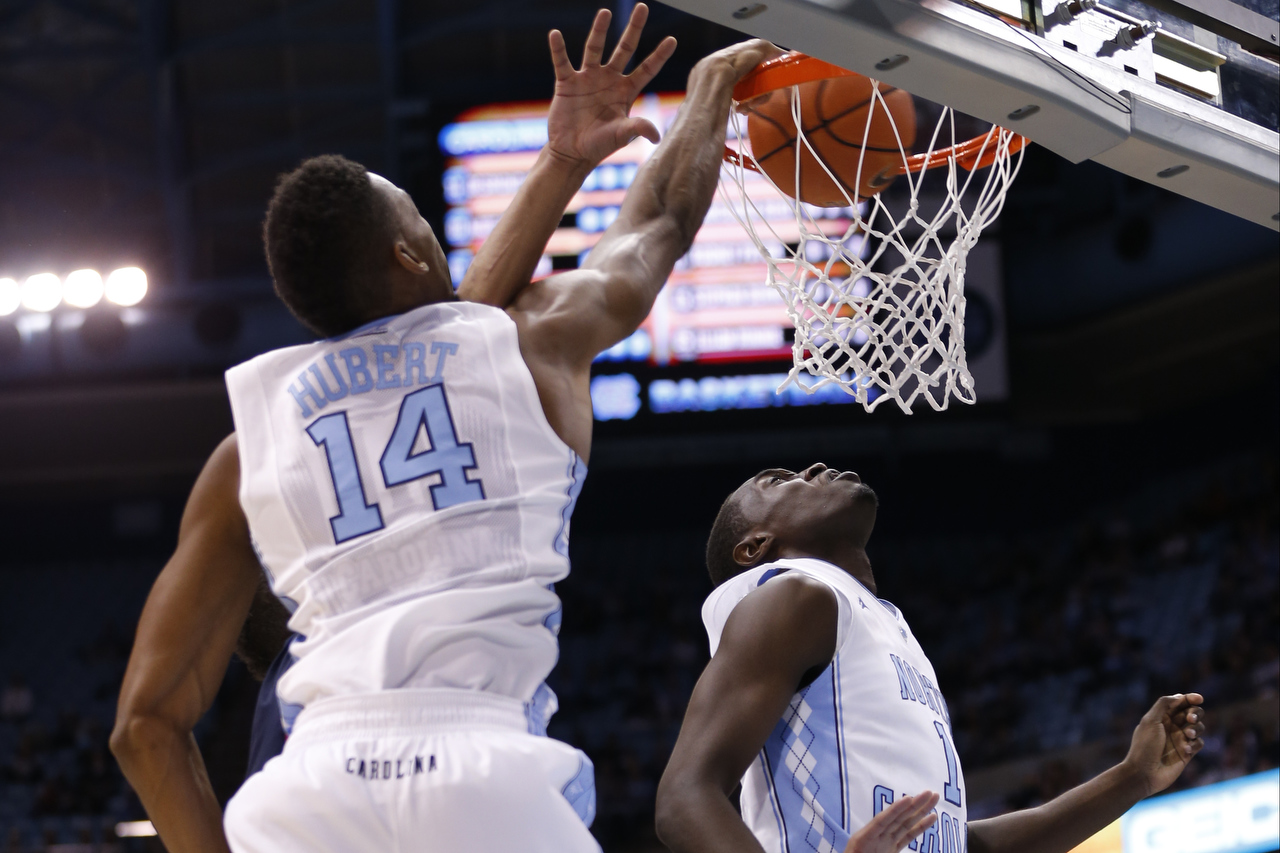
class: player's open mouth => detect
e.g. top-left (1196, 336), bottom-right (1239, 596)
top-left (831, 470), bottom-right (861, 484)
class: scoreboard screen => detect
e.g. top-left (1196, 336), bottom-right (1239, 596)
top-left (438, 93), bottom-right (865, 422)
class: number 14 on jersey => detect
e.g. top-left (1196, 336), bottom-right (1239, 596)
top-left (306, 384), bottom-right (485, 543)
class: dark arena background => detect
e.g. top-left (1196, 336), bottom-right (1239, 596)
top-left (1, 0), bottom-right (1278, 851)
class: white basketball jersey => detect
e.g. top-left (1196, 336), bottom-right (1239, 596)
top-left (702, 558), bottom-right (968, 853)
top-left (225, 301), bottom-right (585, 733)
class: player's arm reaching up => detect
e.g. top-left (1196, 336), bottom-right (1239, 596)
top-left (967, 693), bottom-right (1207, 853)
top-left (507, 38), bottom-right (783, 461)
top-left (459, 4), bottom-right (675, 309)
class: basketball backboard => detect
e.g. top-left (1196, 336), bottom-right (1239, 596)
top-left (664, 0), bottom-right (1280, 230)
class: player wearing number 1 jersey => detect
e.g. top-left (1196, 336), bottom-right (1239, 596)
top-left (110, 8), bottom-right (783, 853)
top-left (656, 464), bottom-right (1209, 853)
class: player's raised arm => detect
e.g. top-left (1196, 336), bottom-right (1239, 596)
top-left (110, 435), bottom-right (263, 853)
top-left (967, 693), bottom-right (1207, 853)
top-left (506, 38), bottom-right (780, 459)
top-left (457, 4), bottom-right (676, 308)
top-left (535, 38), bottom-right (779, 352)
top-left (655, 574), bottom-right (839, 853)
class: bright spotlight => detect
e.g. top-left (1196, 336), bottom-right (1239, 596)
top-left (21, 273), bottom-right (62, 312)
top-left (114, 820), bottom-right (157, 838)
top-left (105, 267), bottom-right (147, 307)
top-left (0, 278), bottom-right (19, 316)
top-left (63, 268), bottom-right (104, 308)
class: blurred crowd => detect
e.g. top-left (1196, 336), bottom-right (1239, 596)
top-left (1, 627), bottom-right (134, 851)
top-left (0, 453), bottom-right (1276, 850)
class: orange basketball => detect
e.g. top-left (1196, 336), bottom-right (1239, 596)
top-left (744, 74), bottom-right (916, 206)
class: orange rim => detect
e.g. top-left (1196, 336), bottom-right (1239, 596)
top-left (732, 51), bottom-right (856, 102)
top-left (724, 52), bottom-right (1028, 183)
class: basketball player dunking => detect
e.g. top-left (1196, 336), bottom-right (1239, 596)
top-left (109, 10), bottom-right (782, 852)
top-left (656, 464), bottom-right (1207, 853)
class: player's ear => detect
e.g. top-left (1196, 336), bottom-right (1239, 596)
top-left (394, 240), bottom-right (430, 276)
top-left (734, 532), bottom-right (773, 567)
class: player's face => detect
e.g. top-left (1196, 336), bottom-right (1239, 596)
top-left (737, 463), bottom-right (878, 552)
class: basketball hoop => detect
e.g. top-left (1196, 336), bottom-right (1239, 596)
top-left (719, 52), bottom-right (1027, 413)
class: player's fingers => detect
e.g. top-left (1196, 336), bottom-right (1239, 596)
top-left (1148, 694), bottom-right (1189, 723)
top-left (619, 117), bottom-right (660, 145)
top-left (627, 35), bottom-right (677, 91)
top-left (1175, 706), bottom-right (1206, 739)
top-left (897, 812), bottom-right (939, 847)
top-left (878, 792), bottom-right (937, 835)
top-left (892, 792), bottom-right (939, 832)
top-left (583, 8), bottom-right (611, 67)
top-left (548, 30), bottom-right (574, 79)
top-left (606, 1), bottom-right (648, 70)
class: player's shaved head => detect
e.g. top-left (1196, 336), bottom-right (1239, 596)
top-left (705, 464), bottom-right (879, 588)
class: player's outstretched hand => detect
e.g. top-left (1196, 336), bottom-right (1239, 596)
top-left (1122, 692), bottom-right (1206, 796)
top-left (546, 4), bottom-right (677, 167)
top-left (843, 791), bottom-right (940, 853)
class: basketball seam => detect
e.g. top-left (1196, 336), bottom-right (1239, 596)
top-left (748, 84), bottom-right (906, 165)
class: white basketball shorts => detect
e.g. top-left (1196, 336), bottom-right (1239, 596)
top-left (224, 689), bottom-right (600, 853)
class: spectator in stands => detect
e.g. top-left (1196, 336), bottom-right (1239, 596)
top-left (0, 675), bottom-right (33, 721)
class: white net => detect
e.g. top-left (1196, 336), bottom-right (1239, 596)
top-left (720, 79), bottom-right (1025, 413)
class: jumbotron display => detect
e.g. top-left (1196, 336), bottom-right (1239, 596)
top-left (438, 94), bottom-right (864, 421)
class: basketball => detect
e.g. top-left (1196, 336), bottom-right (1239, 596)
top-left (744, 73), bottom-right (917, 206)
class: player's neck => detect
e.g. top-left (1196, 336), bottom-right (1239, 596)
top-left (775, 543), bottom-right (876, 595)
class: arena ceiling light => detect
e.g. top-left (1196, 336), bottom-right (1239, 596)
top-left (0, 278), bottom-right (19, 316)
top-left (21, 273), bottom-right (62, 312)
top-left (105, 267), bottom-right (147, 307)
top-left (63, 268), bottom-right (104, 308)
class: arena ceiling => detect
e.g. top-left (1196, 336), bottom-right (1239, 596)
top-left (0, 0), bottom-right (733, 290)
top-left (2, 0), bottom-right (1274, 311)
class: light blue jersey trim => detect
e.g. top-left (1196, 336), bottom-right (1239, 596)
top-left (553, 453), bottom-right (587, 558)
top-left (759, 748), bottom-right (791, 853)
top-left (561, 752), bottom-right (597, 828)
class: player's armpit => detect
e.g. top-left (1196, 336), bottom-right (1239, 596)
top-left (655, 573), bottom-right (839, 853)
top-left (111, 434), bottom-right (264, 853)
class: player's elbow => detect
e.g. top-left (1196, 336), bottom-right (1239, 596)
top-left (109, 711), bottom-right (178, 773)
top-left (654, 770), bottom-right (699, 847)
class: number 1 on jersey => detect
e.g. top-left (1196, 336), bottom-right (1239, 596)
top-left (307, 413), bottom-right (385, 543)
top-left (308, 384), bottom-right (484, 544)
top-left (934, 721), bottom-right (963, 807)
